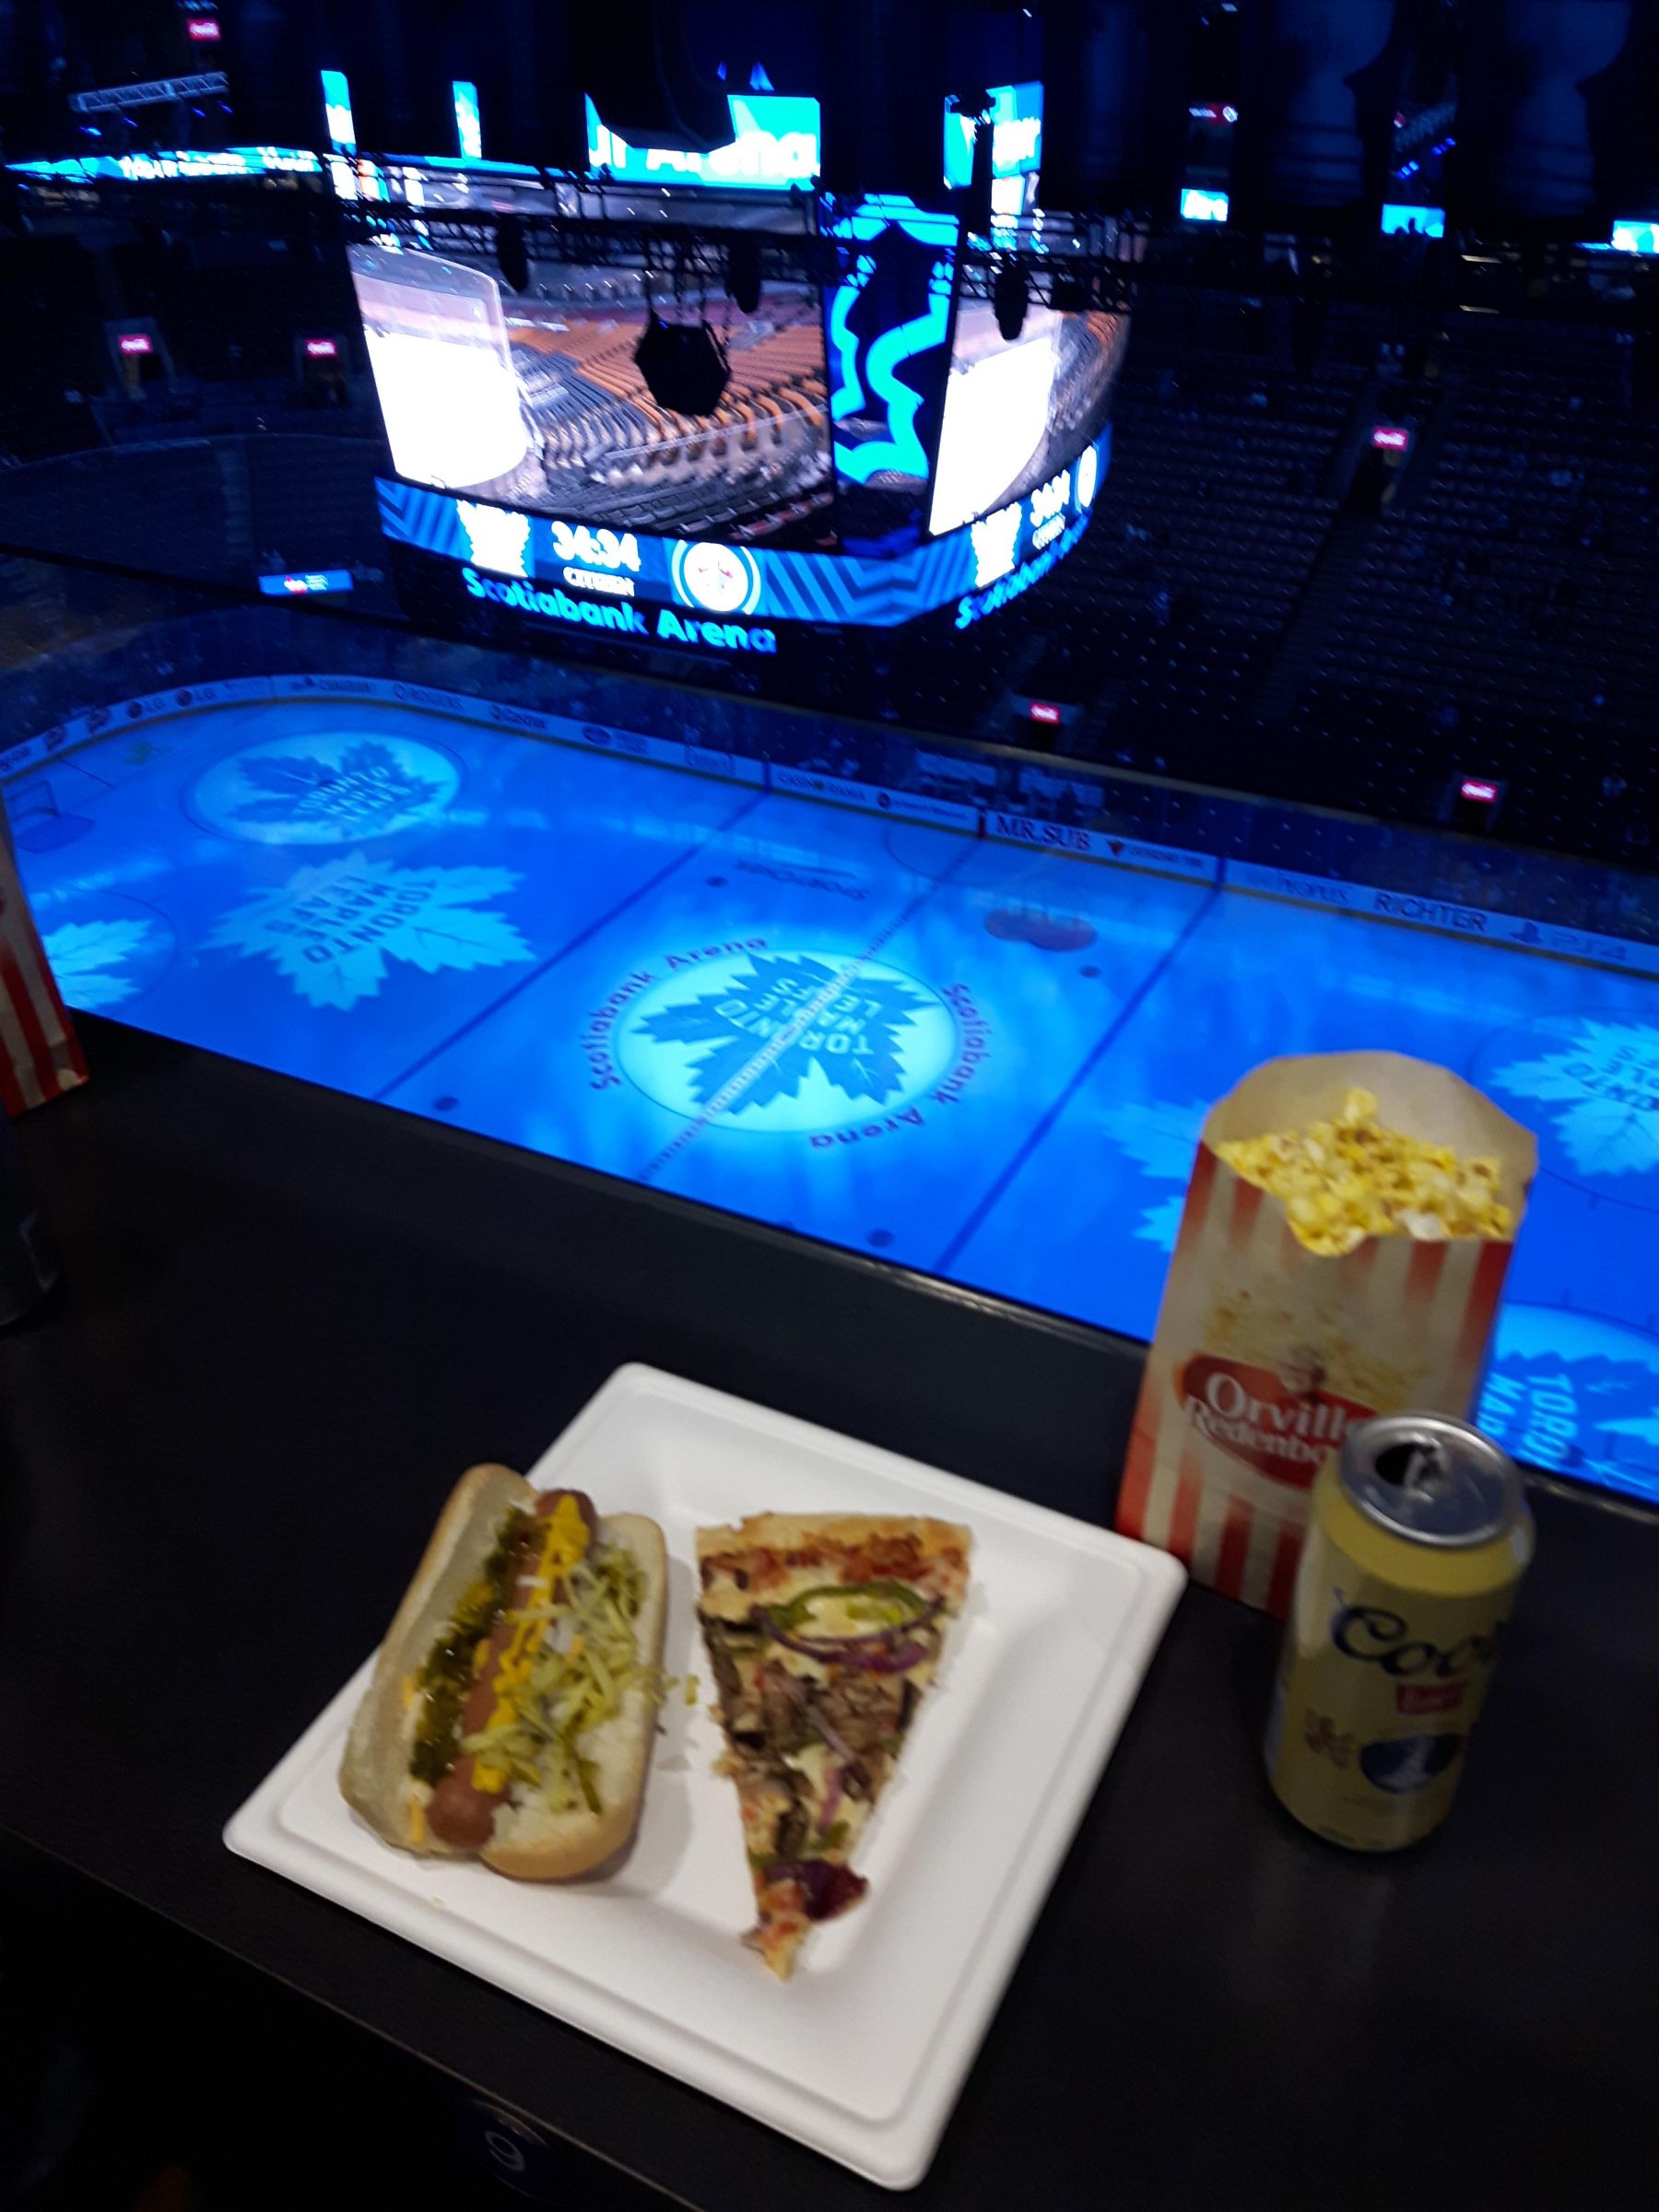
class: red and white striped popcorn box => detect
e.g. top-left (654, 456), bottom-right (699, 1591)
top-left (0, 808), bottom-right (87, 1114)
top-left (1117, 1053), bottom-right (1535, 1616)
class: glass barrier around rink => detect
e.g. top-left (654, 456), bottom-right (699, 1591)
top-left (1, 547), bottom-right (1655, 971)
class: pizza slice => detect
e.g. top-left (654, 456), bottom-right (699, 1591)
top-left (696, 1512), bottom-right (972, 1979)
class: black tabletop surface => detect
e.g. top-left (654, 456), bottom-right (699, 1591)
top-left (2, 1018), bottom-right (1655, 2211)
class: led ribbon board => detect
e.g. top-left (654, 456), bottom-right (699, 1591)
top-left (376, 426), bottom-right (1107, 650)
top-left (10, 147), bottom-right (320, 181)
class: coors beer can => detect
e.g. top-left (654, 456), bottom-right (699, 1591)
top-left (1265, 1414), bottom-right (1533, 1850)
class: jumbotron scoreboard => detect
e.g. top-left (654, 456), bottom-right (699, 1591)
top-left (345, 172), bottom-right (1126, 661)
top-left (377, 433), bottom-right (1108, 655)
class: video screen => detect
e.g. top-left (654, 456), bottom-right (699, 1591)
top-left (942, 81), bottom-right (1044, 220)
top-left (349, 241), bottom-right (832, 541)
top-left (825, 197), bottom-right (959, 552)
top-left (927, 299), bottom-right (1124, 538)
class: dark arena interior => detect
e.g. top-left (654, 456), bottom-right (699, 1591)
top-left (0, 6), bottom-right (1655, 2212)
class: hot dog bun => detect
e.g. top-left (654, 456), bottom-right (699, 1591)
top-left (339, 1465), bottom-right (667, 1879)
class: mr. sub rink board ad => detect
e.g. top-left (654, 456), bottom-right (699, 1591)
top-left (1116, 1052), bottom-right (1536, 1615)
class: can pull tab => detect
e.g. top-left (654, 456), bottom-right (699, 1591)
top-left (1374, 1439), bottom-right (1450, 1512)
top-left (1340, 1416), bottom-right (1524, 1548)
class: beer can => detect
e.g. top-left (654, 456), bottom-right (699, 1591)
top-left (1265, 1413), bottom-right (1534, 1851)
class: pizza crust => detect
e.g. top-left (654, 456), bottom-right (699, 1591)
top-left (696, 1512), bottom-right (971, 1562)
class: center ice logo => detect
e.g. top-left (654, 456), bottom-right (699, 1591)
top-left (190, 734), bottom-right (462, 846)
top-left (616, 950), bottom-right (958, 1134)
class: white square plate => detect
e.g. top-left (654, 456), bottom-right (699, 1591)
top-left (225, 1364), bottom-right (1185, 2188)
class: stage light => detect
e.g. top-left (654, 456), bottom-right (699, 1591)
top-left (726, 234), bottom-right (761, 315)
top-left (634, 312), bottom-right (730, 416)
top-left (993, 262), bottom-right (1029, 341)
top-left (494, 215), bottom-right (529, 294)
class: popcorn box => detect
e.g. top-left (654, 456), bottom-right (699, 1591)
top-left (0, 806), bottom-right (86, 1113)
top-left (1117, 1052), bottom-right (1536, 1615)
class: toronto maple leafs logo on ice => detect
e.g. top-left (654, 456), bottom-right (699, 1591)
top-left (191, 733), bottom-right (462, 847)
top-left (41, 916), bottom-right (160, 1011)
top-left (206, 853), bottom-right (532, 1010)
top-left (231, 740), bottom-right (444, 832)
top-left (616, 951), bottom-right (959, 1134)
top-left (1491, 1018), bottom-right (1659, 1181)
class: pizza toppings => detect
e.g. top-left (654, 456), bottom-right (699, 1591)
top-left (764, 1579), bottom-right (943, 1664)
top-left (697, 1513), bottom-right (972, 1978)
top-left (767, 1858), bottom-right (868, 1923)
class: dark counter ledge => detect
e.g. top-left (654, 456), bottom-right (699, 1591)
top-left (2, 1017), bottom-right (1654, 2210)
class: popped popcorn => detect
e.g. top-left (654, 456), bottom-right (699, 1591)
top-left (1215, 1088), bottom-right (1513, 1256)
top-left (1123, 1053), bottom-right (1535, 1612)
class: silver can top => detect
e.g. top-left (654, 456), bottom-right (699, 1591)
top-left (1339, 1414), bottom-right (1524, 1548)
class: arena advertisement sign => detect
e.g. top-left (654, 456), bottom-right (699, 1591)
top-left (984, 812), bottom-right (1220, 884)
top-left (771, 768), bottom-right (979, 833)
top-left (1227, 861), bottom-right (1659, 978)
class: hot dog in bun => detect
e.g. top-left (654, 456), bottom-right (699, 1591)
top-left (340, 1465), bottom-right (667, 1877)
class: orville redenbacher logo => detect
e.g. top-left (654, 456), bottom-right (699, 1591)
top-left (1177, 1355), bottom-right (1373, 1488)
